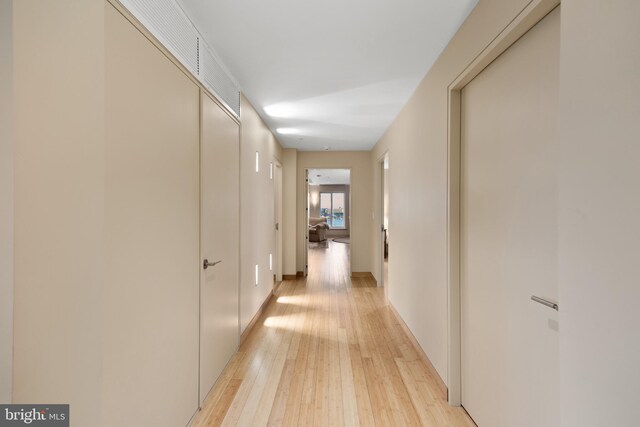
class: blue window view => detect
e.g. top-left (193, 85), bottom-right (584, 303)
top-left (320, 192), bottom-right (346, 228)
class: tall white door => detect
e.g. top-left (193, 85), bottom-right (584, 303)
top-left (199, 92), bottom-right (240, 404)
top-left (460, 8), bottom-right (560, 427)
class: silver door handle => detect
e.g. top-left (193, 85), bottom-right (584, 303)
top-left (531, 295), bottom-right (558, 311)
top-left (203, 259), bottom-right (222, 270)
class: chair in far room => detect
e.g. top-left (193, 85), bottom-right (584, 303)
top-left (309, 217), bottom-right (329, 242)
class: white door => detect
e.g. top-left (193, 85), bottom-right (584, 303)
top-left (200, 92), bottom-right (240, 404)
top-left (460, 7), bottom-right (560, 427)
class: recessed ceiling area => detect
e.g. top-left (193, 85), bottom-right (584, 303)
top-left (308, 169), bottom-right (351, 186)
top-left (178, 0), bottom-right (478, 151)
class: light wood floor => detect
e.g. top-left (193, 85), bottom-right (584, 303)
top-left (192, 240), bottom-right (475, 426)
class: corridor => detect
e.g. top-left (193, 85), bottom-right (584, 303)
top-left (192, 241), bottom-right (474, 426)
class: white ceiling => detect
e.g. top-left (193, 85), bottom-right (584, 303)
top-left (178, 0), bottom-right (477, 151)
top-left (308, 169), bottom-right (351, 185)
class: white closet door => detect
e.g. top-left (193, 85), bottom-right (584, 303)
top-left (461, 8), bottom-right (560, 427)
top-left (199, 92), bottom-right (240, 404)
top-left (105, 4), bottom-right (200, 425)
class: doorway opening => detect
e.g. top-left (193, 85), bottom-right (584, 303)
top-left (305, 168), bottom-right (351, 277)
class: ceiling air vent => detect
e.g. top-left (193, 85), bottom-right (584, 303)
top-left (118, 0), bottom-right (241, 118)
top-left (200, 42), bottom-right (241, 118)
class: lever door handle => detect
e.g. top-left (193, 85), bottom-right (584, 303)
top-left (531, 295), bottom-right (558, 311)
top-left (203, 259), bottom-right (222, 270)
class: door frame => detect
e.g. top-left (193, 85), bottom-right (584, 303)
top-left (303, 167), bottom-right (353, 276)
top-left (376, 152), bottom-right (389, 291)
top-left (304, 169), bottom-right (309, 276)
top-left (198, 90), bottom-right (241, 407)
top-left (274, 160), bottom-right (283, 283)
top-left (446, 0), bottom-right (560, 406)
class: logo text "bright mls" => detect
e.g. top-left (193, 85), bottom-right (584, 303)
top-left (4, 408), bottom-right (47, 424)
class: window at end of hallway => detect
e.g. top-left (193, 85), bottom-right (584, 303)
top-left (320, 192), bottom-right (346, 229)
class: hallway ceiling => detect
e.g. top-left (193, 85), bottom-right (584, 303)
top-left (308, 169), bottom-right (351, 185)
top-left (177, 0), bottom-right (477, 151)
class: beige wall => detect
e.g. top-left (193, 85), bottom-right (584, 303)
top-left (371, 0), bottom-right (537, 384)
top-left (12, 0), bottom-right (105, 424)
top-left (282, 149), bottom-right (297, 275)
top-left (297, 152), bottom-right (372, 273)
top-left (103, 4), bottom-right (201, 424)
top-left (240, 94), bottom-right (284, 331)
top-left (11, 1), bottom-right (287, 423)
top-left (372, 1), bottom-right (640, 423)
top-left (558, 1), bottom-right (640, 425)
top-left (0, 0), bottom-right (13, 404)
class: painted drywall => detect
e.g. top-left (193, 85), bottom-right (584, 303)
top-left (371, 0), bottom-right (535, 384)
top-left (282, 149), bottom-right (297, 276)
top-left (558, 1), bottom-right (640, 425)
top-left (297, 152), bottom-right (372, 273)
top-left (0, 0), bottom-right (13, 404)
top-left (240, 94), bottom-right (283, 332)
top-left (309, 184), bottom-right (350, 238)
top-left (103, 4), bottom-right (201, 424)
top-left (12, 1), bottom-right (105, 424)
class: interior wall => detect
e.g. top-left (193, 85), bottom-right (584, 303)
top-left (282, 148), bottom-right (297, 276)
top-left (12, 1), bottom-right (105, 424)
top-left (103, 4), bottom-right (201, 425)
top-left (371, 0), bottom-right (535, 384)
top-left (309, 184), bottom-right (350, 238)
top-left (240, 94), bottom-right (284, 332)
top-left (0, 0), bottom-right (13, 404)
top-left (297, 152), bottom-right (372, 273)
top-left (558, 1), bottom-right (640, 425)
top-left (11, 1), bottom-right (287, 423)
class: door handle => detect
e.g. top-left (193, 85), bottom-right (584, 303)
top-left (203, 259), bottom-right (222, 270)
top-left (531, 295), bottom-right (558, 311)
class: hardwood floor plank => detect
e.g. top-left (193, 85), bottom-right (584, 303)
top-left (203, 379), bottom-right (243, 427)
top-left (338, 328), bottom-right (359, 426)
top-left (362, 356), bottom-right (394, 427)
top-left (346, 343), bottom-right (375, 427)
top-left (266, 359), bottom-right (296, 426)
